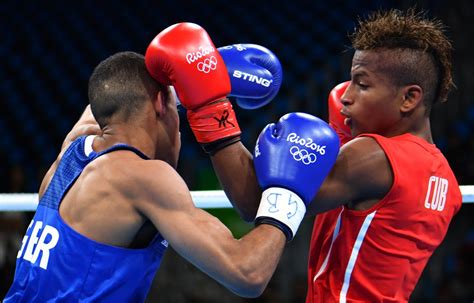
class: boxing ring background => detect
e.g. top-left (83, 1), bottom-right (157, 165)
top-left (2, 0), bottom-right (474, 302)
top-left (0, 187), bottom-right (473, 211)
top-left (0, 188), bottom-right (473, 303)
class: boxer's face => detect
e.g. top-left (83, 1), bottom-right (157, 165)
top-left (342, 50), bottom-right (406, 137)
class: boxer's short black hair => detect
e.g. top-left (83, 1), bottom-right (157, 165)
top-left (88, 51), bottom-right (163, 128)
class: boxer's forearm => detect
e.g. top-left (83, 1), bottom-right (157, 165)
top-left (211, 142), bottom-right (261, 222)
top-left (61, 105), bottom-right (100, 150)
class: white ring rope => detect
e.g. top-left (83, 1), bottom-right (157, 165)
top-left (0, 186), bottom-right (473, 211)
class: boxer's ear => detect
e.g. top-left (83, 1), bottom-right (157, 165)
top-left (400, 85), bottom-right (423, 113)
top-left (153, 90), bottom-right (166, 117)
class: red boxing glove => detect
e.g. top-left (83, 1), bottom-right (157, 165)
top-left (146, 22), bottom-right (230, 108)
top-left (328, 81), bottom-right (352, 146)
top-left (145, 23), bottom-right (241, 151)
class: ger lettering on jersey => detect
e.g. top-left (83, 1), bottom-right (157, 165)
top-left (17, 220), bottom-right (59, 270)
top-left (4, 136), bottom-right (167, 302)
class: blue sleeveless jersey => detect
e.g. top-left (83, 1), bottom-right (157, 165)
top-left (4, 136), bottom-right (168, 302)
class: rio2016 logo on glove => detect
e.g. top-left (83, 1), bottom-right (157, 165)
top-left (186, 46), bottom-right (215, 63)
top-left (286, 132), bottom-right (327, 166)
top-left (289, 146), bottom-right (317, 165)
top-left (254, 132), bottom-right (322, 166)
top-left (185, 46), bottom-right (218, 74)
top-left (286, 133), bottom-right (326, 155)
top-left (197, 56), bottom-right (217, 73)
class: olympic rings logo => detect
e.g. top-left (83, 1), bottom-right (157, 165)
top-left (197, 56), bottom-right (217, 73)
top-left (289, 146), bottom-right (317, 165)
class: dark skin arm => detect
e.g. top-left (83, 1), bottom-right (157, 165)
top-left (210, 142), bottom-right (261, 222)
top-left (307, 136), bottom-right (393, 215)
top-left (211, 136), bottom-right (393, 218)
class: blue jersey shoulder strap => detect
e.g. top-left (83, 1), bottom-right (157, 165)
top-left (40, 136), bottom-right (149, 209)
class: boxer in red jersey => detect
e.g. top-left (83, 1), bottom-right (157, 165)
top-left (203, 8), bottom-right (462, 302)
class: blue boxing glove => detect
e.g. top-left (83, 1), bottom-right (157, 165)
top-left (218, 44), bottom-right (282, 109)
top-left (253, 113), bottom-right (340, 241)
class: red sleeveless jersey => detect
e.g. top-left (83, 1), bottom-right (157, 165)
top-left (306, 133), bottom-right (462, 303)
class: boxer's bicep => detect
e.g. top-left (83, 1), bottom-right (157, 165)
top-left (136, 162), bottom-right (239, 267)
top-left (307, 137), bottom-right (391, 214)
top-left (133, 161), bottom-right (285, 297)
top-left (306, 149), bottom-right (357, 214)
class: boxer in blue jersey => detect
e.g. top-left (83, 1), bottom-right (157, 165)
top-left (4, 23), bottom-right (340, 302)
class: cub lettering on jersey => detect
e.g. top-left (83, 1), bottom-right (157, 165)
top-left (18, 220), bottom-right (59, 270)
top-left (424, 176), bottom-right (448, 211)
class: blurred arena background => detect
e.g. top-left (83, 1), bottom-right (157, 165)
top-left (1, 0), bottom-right (473, 302)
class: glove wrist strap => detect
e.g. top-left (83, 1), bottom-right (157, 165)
top-left (201, 136), bottom-right (241, 155)
top-left (255, 187), bottom-right (306, 242)
top-left (187, 100), bottom-right (241, 145)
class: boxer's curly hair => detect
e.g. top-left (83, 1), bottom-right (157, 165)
top-left (350, 8), bottom-right (454, 107)
top-left (88, 51), bottom-right (163, 128)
